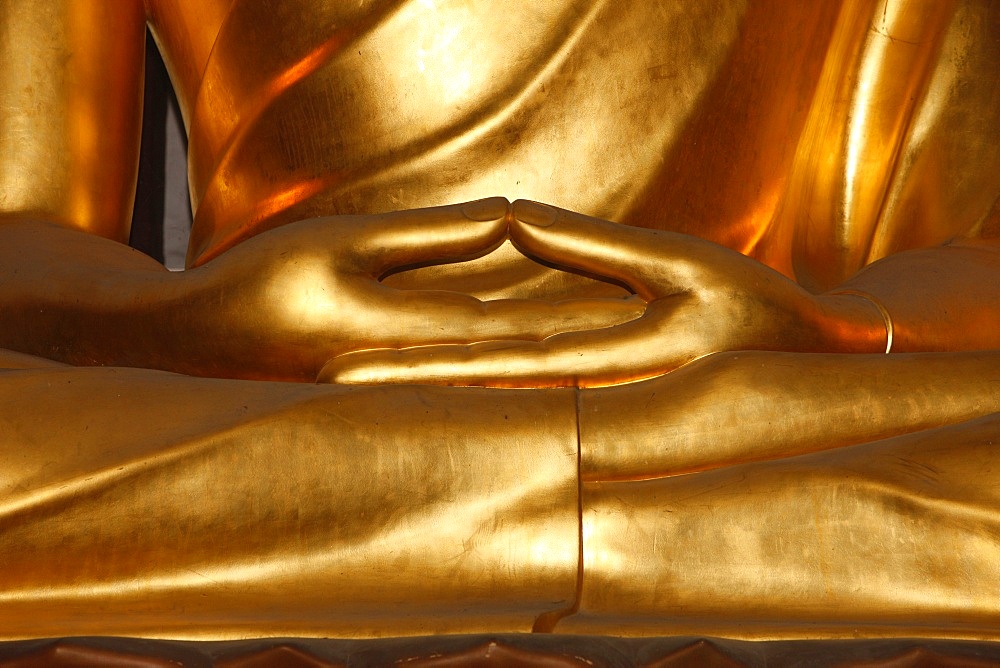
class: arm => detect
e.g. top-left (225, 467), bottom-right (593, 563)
top-left (0, 0), bottom-right (156, 363)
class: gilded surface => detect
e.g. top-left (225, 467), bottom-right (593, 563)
top-left (0, 0), bottom-right (998, 639)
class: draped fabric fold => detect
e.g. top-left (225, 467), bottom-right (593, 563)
top-left (179, 0), bottom-right (1000, 295)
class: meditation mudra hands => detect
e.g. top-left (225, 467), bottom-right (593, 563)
top-left (1, 197), bottom-right (882, 385)
top-left (323, 199), bottom-right (887, 387)
top-left (174, 198), bottom-right (656, 381)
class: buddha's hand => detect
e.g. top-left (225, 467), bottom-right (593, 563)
top-left (322, 200), bottom-right (886, 387)
top-left (184, 198), bottom-right (642, 382)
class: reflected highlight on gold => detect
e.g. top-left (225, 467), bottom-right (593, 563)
top-left (0, 0), bottom-right (999, 642)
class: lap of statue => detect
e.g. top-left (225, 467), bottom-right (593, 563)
top-left (2, 344), bottom-right (1000, 638)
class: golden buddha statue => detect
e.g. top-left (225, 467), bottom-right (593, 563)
top-left (0, 0), bottom-right (999, 642)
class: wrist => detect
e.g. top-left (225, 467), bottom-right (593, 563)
top-left (81, 267), bottom-right (193, 368)
top-left (132, 265), bottom-right (246, 377)
top-left (813, 291), bottom-right (891, 353)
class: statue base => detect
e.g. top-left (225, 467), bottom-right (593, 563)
top-left (2, 635), bottom-right (1000, 667)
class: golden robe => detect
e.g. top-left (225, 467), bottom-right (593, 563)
top-left (0, 0), bottom-right (999, 640)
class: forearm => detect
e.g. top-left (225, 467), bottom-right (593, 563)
top-left (829, 239), bottom-right (1000, 352)
top-left (0, 220), bottom-right (188, 368)
top-left (579, 350), bottom-right (1000, 480)
top-left (0, 221), bottom-right (282, 380)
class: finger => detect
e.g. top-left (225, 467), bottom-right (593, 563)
top-left (344, 198), bottom-right (511, 276)
top-left (365, 286), bottom-right (646, 348)
top-left (509, 200), bottom-right (697, 299)
top-left (320, 298), bottom-right (694, 387)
